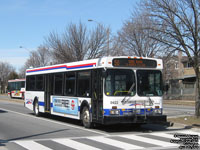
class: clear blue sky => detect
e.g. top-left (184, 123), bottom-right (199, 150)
top-left (0, 0), bottom-right (139, 71)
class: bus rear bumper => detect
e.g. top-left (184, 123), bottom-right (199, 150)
top-left (103, 115), bottom-right (171, 126)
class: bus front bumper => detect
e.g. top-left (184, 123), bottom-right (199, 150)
top-left (103, 115), bottom-right (171, 126)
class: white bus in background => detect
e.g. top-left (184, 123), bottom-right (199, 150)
top-left (25, 56), bottom-right (169, 128)
top-left (7, 79), bottom-right (25, 99)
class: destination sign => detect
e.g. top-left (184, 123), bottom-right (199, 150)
top-left (113, 58), bottom-right (157, 68)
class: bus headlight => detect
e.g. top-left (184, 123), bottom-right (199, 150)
top-left (154, 109), bottom-right (161, 114)
top-left (136, 109), bottom-right (140, 114)
top-left (110, 110), bottom-right (120, 115)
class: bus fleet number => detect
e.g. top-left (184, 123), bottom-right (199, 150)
top-left (110, 101), bottom-right (118, 104)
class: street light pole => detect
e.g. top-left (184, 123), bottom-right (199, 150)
top-left (19, 46), bottom-right (31, 53)
top-left (88, 19), bottom-right (110, 56)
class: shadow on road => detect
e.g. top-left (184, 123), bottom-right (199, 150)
top-left (29, 113), bottom-right (189, 134)
top-left (0, 110), bottom-right (8, 113)
top-left (3, 129), bottom-right (69, 143)
top-left (0, 141), bottom-right (5, 147)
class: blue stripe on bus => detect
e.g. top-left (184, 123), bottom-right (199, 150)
top-left (38, 102), bottom-right (53, 107)
top-left (38, 101), bottom-right (45, 106)
top-left (67, 65), bottom-right (94, 70)
top-left (103, 108), bottom-right (162, 116)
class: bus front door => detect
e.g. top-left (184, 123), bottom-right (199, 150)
top-left (91, 69), bottom-right (103, 123)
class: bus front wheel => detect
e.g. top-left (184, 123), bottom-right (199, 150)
top-left (34, 100), bottom-right (40, 117)
top-left (81, 106), bottom-right (92, 128)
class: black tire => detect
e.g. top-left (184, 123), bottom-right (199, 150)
top-left (22, 93), bottom-right (24, 100)
top-left (33, 100), bottom-right (40, 116)
top-left (81, 106), bottom-right (93, 128)
top-left (10, 93), bottom-right (13, 99)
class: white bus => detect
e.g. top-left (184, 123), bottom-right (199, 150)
top-left (8, 79), bottom-right (25, 99)
top-left (25, 56), bottom-right (169, 128)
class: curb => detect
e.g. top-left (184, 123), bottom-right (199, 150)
top-left (170, 122), bottom-right (200, 130)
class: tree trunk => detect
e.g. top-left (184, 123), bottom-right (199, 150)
top-left (195, 67), bottom-right (200, 118)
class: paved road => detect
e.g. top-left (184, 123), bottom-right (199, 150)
top-left (12, 129), bottom-right (200, 150)
top-left (0, 97), bottom-right (198, 150)
top-left (163, 105), bottom-right (195, 118)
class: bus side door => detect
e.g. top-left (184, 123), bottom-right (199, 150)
top-left (44, 74), bottom-right (53, 112)
top-left (91, 69), bottom-right (103, 123)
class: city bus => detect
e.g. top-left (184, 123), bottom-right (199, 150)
top-left (8, 79), bottom-right (25, 99)
top-left (25, 56), bottom-right (169, 128)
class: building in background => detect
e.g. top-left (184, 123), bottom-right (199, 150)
top-left (163, 51), bottom-right (197, 100)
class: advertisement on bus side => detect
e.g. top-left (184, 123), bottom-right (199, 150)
top-left (52, 97), bottom-right (78, 115)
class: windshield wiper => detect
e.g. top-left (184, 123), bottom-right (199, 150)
top-left (148, 96), bottom-right (154, 106)
top-left (121, 83), bottom-right (135, 105)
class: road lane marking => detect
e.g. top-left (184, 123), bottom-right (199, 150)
top-left (53, 139), bottom-right (101, 150)
top-left (12, 130), bottom-right (200, 150)
top-left (87, 136), bottom-right (144, 150)
top-left (0, 107), bottom-right (109, 137)
top-left (120, 134), bottom-right (178, 147)
top-left (150, 132), bottom-right (175, 139)
top-left (15, 141), bottom-right (53, 150)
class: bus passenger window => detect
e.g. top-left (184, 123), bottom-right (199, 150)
top-left (26, 76), bottom-right (36, 91)
top-left (65, 72), bottom-right (75, 96)
top-left (77, 71), bottom-right (90, 97)
top-left (36, 75), bottom-right (44, 91)
top-left (54, 74), bottom-right (63, 95)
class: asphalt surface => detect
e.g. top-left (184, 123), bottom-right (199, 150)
top-left (163, 105), bottom-right (195, 118)
top-left (0, 96), bottom-right (198, 150)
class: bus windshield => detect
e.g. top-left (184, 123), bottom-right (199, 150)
top-left (137, 70), bottom-right (163, 96)
top-left (8, 81), bottom-right (25, 91)
top-left (105, 69), bottom-right (136, 96)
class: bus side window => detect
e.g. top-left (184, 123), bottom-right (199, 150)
top-left (65, 72), bottom-right (76, 96)
top-left (26, 76), bottom-right (36, 91)
top-left (54, 73), bottom-right (64, 95)
top-left (77, 71), bottom-right (91, 97)
top-left (36, 75), bottom-right (44, 91)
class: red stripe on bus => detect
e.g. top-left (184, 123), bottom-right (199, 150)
top-left (27, 65), bottom-right (67, 72)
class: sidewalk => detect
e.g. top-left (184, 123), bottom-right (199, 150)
top-left (0, 94), bottom-right (24, 104)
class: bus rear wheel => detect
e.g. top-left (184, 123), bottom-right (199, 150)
top-left (81, 106), bottom-right (93, 128)
top-left (34, 100), bottom-right (40, 116)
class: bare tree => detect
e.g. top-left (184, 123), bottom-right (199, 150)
top-left (117, 11), bottom-right (163, 57)
top-left (25, 45), bottom-right (51, 68)
top-left (46, 22), bottom-right (88, 63)
top-left (142, 0), bottom-right (200, 117)
top-left (65, 22), bottom-right (89, 61)
top-left (18, 66), bottom-right (27, 79)
top-left (0, 62), bottom-right (15, 93)
top-left (46, 31), bottom-right (75, 64)
top-left (110, 36), bottom-right (126, 56)
top-left (19, 45), bottom-right (51, 78)
top-left (8, 71), bottom-right (19, 80)
top-left (46, 22), bottom-right (109, 63)
top-left (87, 24), bottom-right (108, 59)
